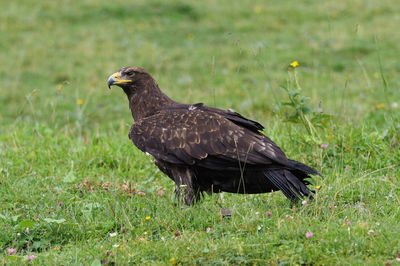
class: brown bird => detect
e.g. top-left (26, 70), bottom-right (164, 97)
top-left (108, 66), bottom-right (321, 205)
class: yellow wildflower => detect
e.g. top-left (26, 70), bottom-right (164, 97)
top-left (32, 89), bottom-right (39, 95)
top-left (76, 99), bottom-right (83, 105)
top-left (56, 84), bottom-right (63, 90)
top-left (376, 103), bottom-right (386, 110)
top-left (54, 246), bottom-right (60, 251)
top-left (145, 216), bottom-right (151, 221)
top-left (316, 185), bottom-right (321, 190)
top-left (357, 222), bottom-right (368, 229)
top-left (290, 61), bottom-right (299, 68)
top-left (188, 33), bottom-right (195, 40)
top-left (253, 6), bottom-right (262, 14)
top-left (137, 24), bottom-right (146, 30)
top-left (373, 72), bottom-right (380, 79)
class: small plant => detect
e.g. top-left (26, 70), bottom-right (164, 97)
top-left (276, 62), bottom-right (332, 142)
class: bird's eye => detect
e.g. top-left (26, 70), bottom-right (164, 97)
top-left (125, 70), bottom-right (135, 76)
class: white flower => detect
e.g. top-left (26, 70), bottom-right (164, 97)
top-left (109, 232), bottom-right (117, 237)
top-left (112, 244), bottom-right (119, 248)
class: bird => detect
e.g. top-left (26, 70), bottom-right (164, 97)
top-left (107, 66), bottom-right (321, 205)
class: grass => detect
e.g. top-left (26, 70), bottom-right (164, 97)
top-left (1, 0), bottom-right (400, 264)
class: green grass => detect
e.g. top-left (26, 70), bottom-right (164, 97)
top-left (1, 0), bottom-right (399, 264)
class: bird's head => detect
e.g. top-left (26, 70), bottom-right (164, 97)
top-left (107, 66), bottom-right (152, 91)
top-left (107, 66), bottom-right (172, 120)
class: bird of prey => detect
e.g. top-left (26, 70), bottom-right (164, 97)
top-left (108, 67), bottom-right (321, 205)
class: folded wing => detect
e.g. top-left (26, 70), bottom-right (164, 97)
top-left (129, 107), bottom-right (289, 170)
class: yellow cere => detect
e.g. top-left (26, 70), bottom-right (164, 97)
top-left (290, 61), bottom-right (299, 68)
top-left (111, 72), bottom-right (131, 84)
top-left (115, 79), bottom-right (132, 84)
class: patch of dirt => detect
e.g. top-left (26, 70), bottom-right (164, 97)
top-left (76, 178), bottom-right (146, 196)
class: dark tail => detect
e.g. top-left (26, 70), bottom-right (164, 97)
top-left (263, 160), bottom-right (321, 202)
top-left (288, 159), bottom-right (323, 177)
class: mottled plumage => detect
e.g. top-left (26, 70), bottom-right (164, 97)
top-left (108, 66), bottom-right (321, 205)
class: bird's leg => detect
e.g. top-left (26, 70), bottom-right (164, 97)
top-left (175, 182), bottom-right (193, 206)
top-left (154, 161), bottom-right (197, 205)
top-left (171, 167), bottom-right (199, 206)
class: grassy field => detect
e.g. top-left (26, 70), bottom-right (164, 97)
top-left (1, 0), bottom-right (400, 264)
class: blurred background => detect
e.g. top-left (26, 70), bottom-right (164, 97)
top-left (1, 0), bottom-right (399, 134)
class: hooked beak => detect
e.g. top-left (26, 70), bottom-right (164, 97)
top-left (107, 72), bottom-right (132, 89)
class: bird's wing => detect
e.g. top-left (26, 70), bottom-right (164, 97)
top-left (199, 105), bottom-right (265, 133)
top-left (129, 108), bottom-right (288, 169)
top-left (160, 103), bottom-right (265, 133)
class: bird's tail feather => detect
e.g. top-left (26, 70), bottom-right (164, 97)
top-left (264, 169), bottom-right (313, 202)
top-left (288, 159), bottom-right (322, 177)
